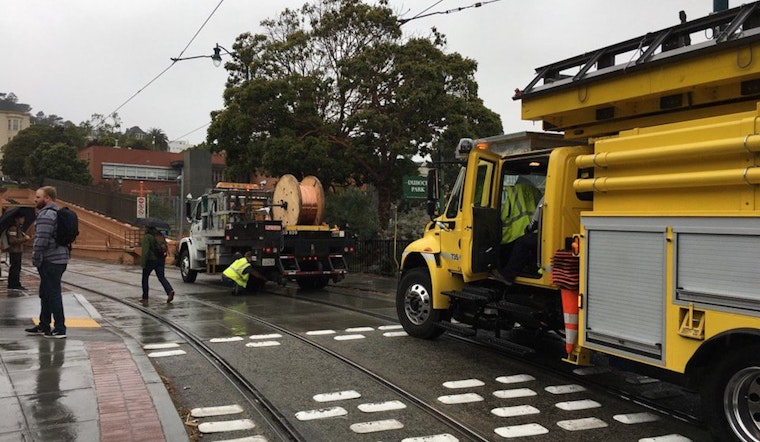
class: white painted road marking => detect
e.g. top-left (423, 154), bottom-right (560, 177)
top-left (306, 329), bottom-right (336, 335)
top-left (313, 390), bottom-right (361, 402)
top-left (378, 324), bottom-right (403, 330)
top-left (401, 434), bottom-right (458, 442)
top-left (545, 384), bottom-right (587, 394)
top-left (639, 435), bottom-right (693, 442)
top-left (209, 337), bottom-right (244, 343)
top-left (383, 331), bottom-right (408, 337)
top-left (491, 405), bottom-right (540, 417)
top-left (493, 388), bottom-right (537, 399)
top-left (346, 326), bottom-right (374, 332)
top-left (249, 333), bottom-right (282, 340)
top-left (190, 404), bottom-right (244, 417)
top-left (555, 399), bottom-right (602, 411)
top-left (614, 412), bottom-right (660, 424)
top-left (197, 419), bottom-right (256, 433)
top-left (245, 341), bottom-right (281, 348)
top-left (573, 366), bottom-right (611, 376)
top-left (443, 379), bottom-right (484, 389)
top-left (556, 417), bottom-right (608, 431)
top-left (437, 393), bottom-right (484, 404)
top-left (496, 374), bottom-right (535, 384)
top-left (350, 419), bottom-right (404, 434)
top-left (334, 334), bottom-right (365, 341)
top-left (294, 407), bottom-right (348, 421)
top-left (143, 343), bottom-right (180, 350)
top-left (494, 423), bottom-right (548, 438)
top-left (147, 349), bottom-right (186, 358)
top-left (357, 400), bottom-right (406, 412)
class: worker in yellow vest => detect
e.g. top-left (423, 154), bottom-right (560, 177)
top-left (222, 251), bottom-right (254, 295)
top-left (495, 177), bottom-right (542, 285)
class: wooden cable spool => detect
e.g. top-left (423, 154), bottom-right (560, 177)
top-left (271, 174), bottom-right (325, 226)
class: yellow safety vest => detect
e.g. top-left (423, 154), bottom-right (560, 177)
top-left (501, 182), bottom-right (541, 244)
top-left (223, 257), bottom-right (251, 287)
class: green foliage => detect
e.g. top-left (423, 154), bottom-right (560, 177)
top-left (147, 128), bottom-right (169, 151)
top-left (324, 187), bottom-right (379, 240)
top-left (379, 202), bottom-right (431, 241)
top-left (207, 0), bottom-right (503, 230)
top-left (1, 125), bottom-right (86, 181)
top-left (24, 143), bottom-right (92, 186)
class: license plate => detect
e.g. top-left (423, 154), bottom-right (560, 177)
top-left (262, 258), bottom-right (275, 267)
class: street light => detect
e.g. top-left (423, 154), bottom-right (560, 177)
top-left (211, 44), bottom-right (235, 67)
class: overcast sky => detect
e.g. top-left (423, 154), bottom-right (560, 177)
top-left (1, 0), bottom-right (743, 145)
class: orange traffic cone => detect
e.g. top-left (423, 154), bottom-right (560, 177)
top-left (560, 288), bottom-right (579, 355)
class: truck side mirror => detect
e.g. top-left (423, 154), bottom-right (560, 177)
top-left (426, 169), bottom-right (439, 219)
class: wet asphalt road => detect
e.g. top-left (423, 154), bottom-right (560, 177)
top-left (62, 260), bottom-right (713, 441)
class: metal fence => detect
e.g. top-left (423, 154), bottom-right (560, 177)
top-left (349, 239), bottom-right (413, 276)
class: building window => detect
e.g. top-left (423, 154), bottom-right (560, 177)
top-left (102, 163), bottom-right (180, 181)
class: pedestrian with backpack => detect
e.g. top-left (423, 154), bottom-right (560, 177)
top-left (26, 186), bottom-right (69, 339)
top-left (140, 225), bottom-right (174, 304)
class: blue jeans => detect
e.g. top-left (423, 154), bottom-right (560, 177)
top-left (38, 262), bottom-right (67, 333)
top-left (142, 260), bottom-right (173, 299)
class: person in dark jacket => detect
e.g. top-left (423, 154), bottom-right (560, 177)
top-left (25, 186), bottom-right (69, 338)
top-left (140, 226), bottom-right (174, 304)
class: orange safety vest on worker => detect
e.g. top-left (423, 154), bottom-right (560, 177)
top-left (501, 181), bottom-right (542, 244)
top-left (222, 256), bottom-right (251, 287)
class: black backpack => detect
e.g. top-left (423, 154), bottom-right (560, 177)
top-left (152, 231), bottom-right (168, 259)
top-left (54, 207), bottom-right (79, 249)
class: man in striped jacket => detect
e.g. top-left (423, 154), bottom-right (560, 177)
top-left (25, 186), bottom-right (69, 339)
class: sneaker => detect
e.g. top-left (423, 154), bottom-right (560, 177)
top-left (44, 330), bottom-right (66, 339)
top-left (25, 325), bottom-right (46, 335)
top-left (166, 291), bottom-right (174, 304)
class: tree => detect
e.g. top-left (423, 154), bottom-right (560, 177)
top-left (0, 92), bottom-right (32, 113)
top-left (147, 128), bottom-right (169, 151)
top-left (1, 125), bottom-right (86, 181)
top-left (24, 142), bottom-right (92, 186)
top-left (207, 0), bottom-right (502, 228)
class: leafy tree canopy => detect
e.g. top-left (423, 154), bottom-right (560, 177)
top-left (147, 128), bottom-right (169, 151)
top-left (208, 0), bottom-right (502, 228)
top-left (25, 142), bottom-right (92, 186)
top-left (0, 92), bottom-right (32, 113)
top-left (1, 125), bottom-right (86, 182)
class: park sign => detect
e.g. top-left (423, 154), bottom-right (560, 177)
top-left (403, 175), bottom-right (427, 200)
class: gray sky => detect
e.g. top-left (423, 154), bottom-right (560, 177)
top-left (1, 1), bottom-right (740, 145)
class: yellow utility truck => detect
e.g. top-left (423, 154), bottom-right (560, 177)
top-left (396, 3), bottom-right (760, 440)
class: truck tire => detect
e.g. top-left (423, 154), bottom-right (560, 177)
top-left (179, 249), bottom-right (198, 283)
top-left (701, 344), bottom-right (760, 442)
top-left (396, 268), bottom-right (445, 339)
top-left (297, 276), bottom-right (330, 291)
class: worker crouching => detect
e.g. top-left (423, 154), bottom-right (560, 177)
top-left (221, 252), bottom-right (260, 295)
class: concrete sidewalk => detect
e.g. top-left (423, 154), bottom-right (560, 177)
top-left (0, 265), bottom-right (187, 442)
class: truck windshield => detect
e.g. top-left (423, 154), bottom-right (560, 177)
top-left (444, 167), bottom-right (466, 219)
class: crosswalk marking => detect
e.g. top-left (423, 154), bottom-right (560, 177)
top-left (491, 405), bottom-right (540, 417)
top-left (197, 419), bottom-right (256, 433)
top-left (437, 393), bottom-right (484, 404)
top-left (401, 434), bottom-right (458, 442)
top-left (350, 419), bottom-right (404, 434)
top-left (245, 341), bottom-right (281, 348)
top-left (295, 407), bottom-right (348, 421)
top-left (443, 379), bottom-right (484, 389)
top-left (545, 384), bottom-right (586, 394)
top-left (494, 423), bottom-right (548, 438)
top-left (313, 390), bottom-right (361, 402)
top-left (357, 400), bottom-right (406, 412)
top-left (493, 388), bottom-right (537, 399)
top-left (306, 329), bottom-right (336, 335)
top-left (249, 333), bottom-right (282, 340)
top-left (555, 399), bottom-right (601, 411)
top-left (147, 349), bottom-right (186, 358)
top-left (614, 412), bottom-right (660, 424)
top-left (556, 417), bottom-right (608, 431)
top-left (496, 374), bottom-right (535, 384)
top-left (191, 405), bottom-right (244, 417)
top-left (334, 334), bottom-right (365, 341)
top-left (209, 337), bottom-right (244, 343)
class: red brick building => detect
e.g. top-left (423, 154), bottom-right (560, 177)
top-left (78, 146), bottom-right (226, 196)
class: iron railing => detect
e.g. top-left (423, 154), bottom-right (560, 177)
top-left (349, 239), bottom-right (413, 276)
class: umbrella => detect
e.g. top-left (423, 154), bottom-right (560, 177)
top-left (0, 206), bottom-right (36, 235)
top-left (135, 217), bottom-right (170, 230)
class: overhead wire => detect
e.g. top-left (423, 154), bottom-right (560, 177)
top-left (170, 122), bottom-right (210, 144)
top-left (398, 0), bottom-right (502, 25)
top-left (92, 0), bottom-right (226, 131)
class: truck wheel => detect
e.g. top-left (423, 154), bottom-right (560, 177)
top-left (396, 268), bottom-right (445, 339)
top-left (179, 249), bottom-right (197, 283)
top-left (701, 345), bottom-right (760, 442)
top-left (297, 276), bottom-right (330, 291)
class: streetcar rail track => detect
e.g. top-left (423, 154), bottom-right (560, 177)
top-left (62, 265), bottom-right (707, 437)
